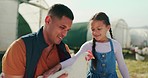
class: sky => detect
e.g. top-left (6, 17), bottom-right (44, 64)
top-left (45, 0), bottom-right (148, 27)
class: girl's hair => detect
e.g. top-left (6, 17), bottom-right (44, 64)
top-left (92, 38), bottom-right (97, 69)
top-left (91, 12), bottom-right (113, 69)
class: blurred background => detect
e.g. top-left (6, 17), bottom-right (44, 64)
top-left (0, 0), bottom-right (148, 77)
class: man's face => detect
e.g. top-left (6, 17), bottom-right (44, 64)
top-left (46, 16), bottom-right (72, 44)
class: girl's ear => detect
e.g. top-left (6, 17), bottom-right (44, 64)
top-left (45, 16), bottom-right (51, 24)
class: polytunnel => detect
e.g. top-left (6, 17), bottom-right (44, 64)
top-left (0, 0), bottom-right (48, 52)
top-left (0, 0), bottom-right (19, 51)
top-left (129, 26), bottom-right (148, 48)
top-left (63, 22), bottom-right (89, 52)
top-left (111, 19), bottom-right (131, 49)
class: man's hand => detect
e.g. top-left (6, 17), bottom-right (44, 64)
top-left (43, 64), bottom-right (62, 78)
top-left (57, 73), bottom-right (68, 78)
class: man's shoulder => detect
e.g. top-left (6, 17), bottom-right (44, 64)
top-left (11, 38), bottom-right (25, 48)
top-left (21, 32), bottom-right (36, 39)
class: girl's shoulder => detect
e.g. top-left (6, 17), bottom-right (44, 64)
top-left (79, 40), bottom-right (92, 52)
top-left (83, 40), bottom-right (93, 45)
top-left (110, 38), bottom-right (121, 48)
top-left (81, 40), bottom-right (92, 48)
top-left (110, 39), bottom-right (122, 52)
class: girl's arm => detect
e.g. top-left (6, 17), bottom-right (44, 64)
top-left (61, 41), bottom-right (92, 69)
top-left (115, 42), bottom-right (130, 78)
top-left (42, 48), bottom-right (85, 78)
top-left (60, 52), bottom-right (82, 69)
top-left (42, 42), bottom-right (92, 77)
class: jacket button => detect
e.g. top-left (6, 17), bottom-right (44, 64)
top-left (102, 64), bottom-right (106, 67)
top-left (102, 54), bottom-right (105, 58)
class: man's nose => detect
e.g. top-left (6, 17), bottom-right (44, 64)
top-left (62, 30), bottom-right (68, 37)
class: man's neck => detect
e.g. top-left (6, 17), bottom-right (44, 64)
top-left (43, 26), bottom-right (54, 46)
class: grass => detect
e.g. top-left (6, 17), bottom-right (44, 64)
top-left (117, 53), bottom-right (148, 78)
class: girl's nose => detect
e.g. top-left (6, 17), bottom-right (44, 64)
top-left (93, 31), bottom-right (97, 35)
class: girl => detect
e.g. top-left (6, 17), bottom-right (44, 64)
top-left (43, 12), bottom-right (130, 78)
top-left (83, 12), bottom-right (129, 78)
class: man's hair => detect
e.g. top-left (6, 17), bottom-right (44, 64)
top-left (48, 4), bottom-right (74, 20)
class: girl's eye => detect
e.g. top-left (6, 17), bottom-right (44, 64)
top-left (91, 29), bottom-right (95, 31)
top-left (97, 28), bottom-right (101, 30)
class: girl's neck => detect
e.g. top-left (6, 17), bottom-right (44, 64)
top-left (96, 37), bottom-right (109, 43)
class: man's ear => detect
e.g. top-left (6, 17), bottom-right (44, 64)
top-left (107, 25), bottom-right (111, 30)
top-left (45, 16), bottom-right (51, 24)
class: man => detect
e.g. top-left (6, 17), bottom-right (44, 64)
top-left (2, 4), bottom-right (74, 78)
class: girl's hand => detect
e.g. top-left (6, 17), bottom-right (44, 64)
top-left (85, 50), bottom-right (95, 61)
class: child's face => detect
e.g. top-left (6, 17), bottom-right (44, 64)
top-left (91, 20), bottom-right (110, 42)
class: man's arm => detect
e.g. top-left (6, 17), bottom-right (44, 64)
top-left (1, 73), bottom-right (23, 78)
top-left (43, 64), bottom-right (62, 78)
top-left (2, 39), bottom-right (26, 78)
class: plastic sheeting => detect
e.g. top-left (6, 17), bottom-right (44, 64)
top-left (0, 0), bottom-right (19, 51)
top-left (130, 26), bottom-right (148, 47)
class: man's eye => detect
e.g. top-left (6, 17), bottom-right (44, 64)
top-left (60, 26), bottom-right (65, 29)
top-left (67, 29), bottom-right (71, 32)
top-left (97, 28), bottom-right (101, 30)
